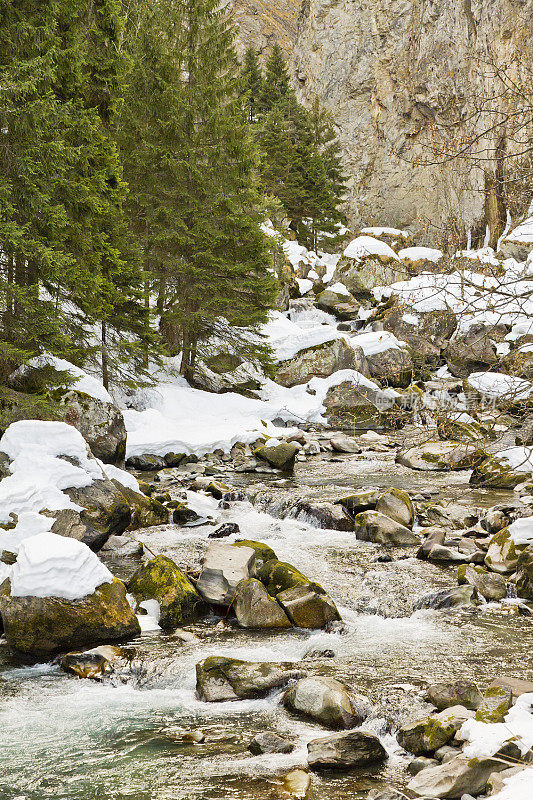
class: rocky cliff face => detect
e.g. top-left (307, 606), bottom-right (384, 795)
top-left (231, 0), bottom-right (300, 58)
top-left (235, 0), bottom-right (533, 244)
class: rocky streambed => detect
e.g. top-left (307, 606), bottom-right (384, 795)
top-left (2, 430), bottom-right (533, 800)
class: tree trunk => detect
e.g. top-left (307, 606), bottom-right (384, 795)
top-left (101, 320), bottom-right (109, 390)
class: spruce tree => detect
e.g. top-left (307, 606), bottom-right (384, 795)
top-left (119, 0), bottom-right (277, 383)
top-left (242, 46), bottom-right (264, 122)
top-left (261, 42), bottom-right (292, 111)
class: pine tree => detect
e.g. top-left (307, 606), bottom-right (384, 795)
top-left (242, 46), bottom-right (264, 122)
top-left (119, 0), bottom-right (277, 383)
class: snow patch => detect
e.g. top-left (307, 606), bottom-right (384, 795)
top-left (12, 354), bottom-right (112, 404)
top-left (398, 246), bottom-right (443, 263)
top-left (344, 236), bottom-right (399, 262)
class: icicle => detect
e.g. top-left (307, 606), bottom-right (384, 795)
top-left (483, 224), bottom-right (490, 248)
top-left (496, 209), bottom-right (512, 253)
top-left (466, 228), bottom-right (472, 251)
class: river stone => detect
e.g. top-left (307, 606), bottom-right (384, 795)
top-left (59, 650), bottom-right (109, 679)
top-left (375, 487), bottom-right (415, 527)
top-left (457, 564), bottom-right (507, 601)
top-left (275, 338), bottom-right (368, 388)
top-left (257, 559), bottom-right (324, 596)
top-left (407, 753), bottom-right (505, 798)
top-left (475, 686), bottom-right (513, 723)
top-left (128, 556), bottom-right (204, 629)
top-left (281, 768), bottom-right (312, 799)
top-left (414, 585), bottom-right (480, 611)
top-left (484, 529), bottom-right (524, 574)
top-left (397, 441), bottom-right (486, 471)
top-left (126, 453), bottom-right (167, 471)
top-left (0, 578), bottom-right (140, 660)
top-left (337, 488), bottom-right (382, 514)
top-left (488, 676), bottom-right (533, 699)
top-left (366, 346), bottom-right (413, 388)
top-left (480, 507), bottom-right (513, 535)
top-left (254, 442), bottom-right (299, 472)
top-left (64, 477), bottom-right (132, 549)
top-left (232, 540), bottom-right (277, 571)
top-left (426, 545), bottom-right (468, 563)
top-left (424, 681), bottom-right (482, 711)
top-left (397, 706), bottom-right (473, 756)
top-left (352, 510), bottom-right (420, 545)
top-left (196, 542), bottom-right (255, 607)
top-left (248, 731), bottom-right (295, 755)
top-left (516, 546), bottom-right (533, 599)
top-left (307, 730), bottom-right (388, 771)
top-left (113, 482), bottom-right (168, 530)
top-left (277, 584), bottom-right (341, 629)
top-left (330, 433), bottom-right (362, 453)
top-left (283, 676), bottom-right (370, 730)
top-left (195, 656), bottom-right (301, 702)
top-left (233, 579), bottom-right (291, 629)
top-left (417, 527), bottom-right (447, 559)
top-left (470, 453), bottom-right (533, 489)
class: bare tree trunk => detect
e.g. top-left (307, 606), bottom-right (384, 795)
top-left (101, 320), bottom-right (109, 390)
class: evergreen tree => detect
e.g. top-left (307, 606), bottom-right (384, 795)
top-left (119, 0), bottom-right (277, 383)
top-left (261, 42), bottom-right (292, 111)
top-left (242, 46), bottom-right (264, 122)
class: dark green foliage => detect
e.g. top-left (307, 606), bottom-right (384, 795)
top-left (242, 46), bottom-right (264, 122)
top-left (119, 0), bottom-right (277, 382)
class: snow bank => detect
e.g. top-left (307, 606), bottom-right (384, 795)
top-left (495, 447), bottom-right (533, 472)
top-left (507, 516), bottom-right (533, 545)
top-left (10, 531), bottom-right (113, 600)
top-left (505, 216), bottom-right (533, 245)
top-left (99, 462), bottom-right (140, 493)
top-left (263, 311), bottom-right (344, 362)
top-left (490, 768), bottom-right (533, 800)
top-left (0, 421), bottom-right (101, 526)
top-left (468, 372), bottom-right (533, 401)
top-left (350, 330), bottom-right (407, 356)
top-left (328, 282), bottom-right (351, 296)
top-left (398, 246), bottom-right (443, 263)
top-left (461, 692), bottom-right (533, 758)
top-left (295, 278), bottom-right (313, 295)
top-left (344, 235), bottom-right (399, 262)
top-left (12, 354), bottom-right (112, 404)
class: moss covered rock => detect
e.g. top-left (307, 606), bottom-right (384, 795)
top-left (484, 529), bottom-right (524, 574)
top-left (233, 578), bottom-right (291, 629)
top-left (397, 706), bottom-right (473, 755)
top-left (516, 546), bottom-right (533, 599)
top-left (195, 656), bottom-right (301, 702)
top-left (0, 578), bottom-right (140, 660)
top-left (397, 441), bottom-right (486, 471)
top-left (232, 540), bottom-right (277, 570)
top-left (475, 686), bottom-right (513, 723)
top-left (257, 559), bottom-right (324, 596)
top-left (352, 510), bottom-right (420, 545)
top-left (375, 487), bottom-right (415, 527)
top-left (254, 442), bottom-right (299, 472)
top-left (276, 584), bottom-right (340, 628)
top-left (128, 555), bottom-right (204, 629)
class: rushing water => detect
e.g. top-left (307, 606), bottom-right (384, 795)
top-left (1, 446), bottom-right (533, 800)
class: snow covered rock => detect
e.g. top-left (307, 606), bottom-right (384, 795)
top-left (398, 246), bottom-right (443, 272)
top-left (275, 337), bottom-right (368, 387)
top-left (499, 215), bottom-right (533, 262)
top-left (397, 441), bottom-right (486, 472)
top-left (344, 235), bottom-right (400, 264)
top-left (465, 371), bottom-right (533, 407)
top-left (196, 542), bottom-right (256, 606)
top-left (334, 248), bottom-right (408, 297)
top-left (0, 532), bottom-right (140, 659)
top-left (128, 555), bottom-right (204, 629)
top-left (372, 305), bottom-right (457, 369)
top-left (283, 676), bottom-right (370, 730)
top-left (470, 448), bottom-right (533, 489)
top-left (233, 578), bottom-right (291, 629)
top-left (9, 355), bottom-right (127, 465)
top-left (322, 375), bottom-right (397, 429)
top-left (307, 730), bottom-right (387, 771)
top-left (195, 656), bottom-right (301, 702)
top-left (365, 344), bottom-right (413, 388)
top-left (316, 285), bottom-right (360, 320)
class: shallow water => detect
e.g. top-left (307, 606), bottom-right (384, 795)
top-left (1, 449), bottom-right (533, 800)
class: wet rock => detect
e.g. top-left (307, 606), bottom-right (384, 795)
top-left (330, 433), bottom-right (362, 453)
top-left (208, 522), bottom-right (240, 539)
top-left (307, 729), bottom-right (388, 771)
top-left (417, 527), bottom-right (447, 559)
top-left (375, 487), bottom-right (415, 527)
top-left (254, 442), bottom-right (299, 472)
top-left (488, 676), bottom-right (533, 699)
top-left (337, 488), bottom-right (383, 514)
top-left (257, 559), bottom-right (323, 596)
top-left (457, 564), bottom-right (507, 601)
top-left (275, 338), bottom-right (368, 388)
top-left (516, 546), bottom-right (533, 599)
top-left (475, 686), bottom-right (513, 723)
top-left (196, 542), bottom-right (255, 606)
top-left (352, 511), bottom-right (420, 546)
top-left (281, 768), bottom-right (312, 799)
top-left (0, 578), bottom-right (140, 660)
top-left (277, 584), bottom-right (341, 629)
top-left (128, 556), bottom-right (204, 629)
top-left (397, 441), bottom-right (486, 471)
top-left (420, 502), bottom-right (480, 530)
top-left (126, 454), bottom-right (167, 471)
top-left (413, 586), bottom-right (480, 611)
top-left (64, 477), bottom-right (132, 549)
top-left (172, 503), bottom-right (204, 526)
top-left (424, 681), bottom-right (482, 712)
top-left (113, 483), bottom-right (168, 530)
top-left (233, 578), bottom-right (291, 629)
top-left (470, 452), bottom-right (533, 489)
top-left (195, 656), bottom-right (301, 702)
top-left (283, 676), bottom-right (370, 730)
top-left (59, 650), bottom-right (109, 679)
top-left (232, 540), bottom-right (277, 571)
top-left (426, 545), bottom-right (468, 563)
top-left (407, 753), bottom-right (506, 798)
top-left (248, 731), bottom-right (295, 755)
top-left (397, 706), bottom-right (473, 756)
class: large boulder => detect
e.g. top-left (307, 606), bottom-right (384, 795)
top-left (257, 559), bottom-right (324, 596)
top-left (254, 441), bottom-right (299, 472)
top-left (283, 676), bottom-right (370, 729)
top-left (275, 338), bottom-right (368, 388)
top-left (307, 730), bottom-right (388, 771)
top-left (397, 706), bottom-right (473, 755)
top-left (195, 656), bottom-right (301, 702)
top-left (444, 324), bottom-right (498, 378)
top-left (196, 542), bottom-right (255, 606)
top-left (365, 347), bottom-right (413, 388)
top-left (316, 286), bottom-right (360, 320)
top-left (484, 529), bottom-right (525, 574)
top-left (457, 564), bottom-right (507, 601)
top-left (128, 555), bottom-right (204, 629)
top-left (322, 378), bottom-right (397, 429)
top-left (470, 448), bottom-right (533, 489)
top-left (516, 546), bottom-right (533, 599)
top-left (233, 578), bottom-right (291, 629)
top-left (277, 584), bottom-right (341, 629)
top-left (352, 511), bottom-right (420, 545)
top-left (334, 236), bottom-right (407, 297)
top-left (397, 441), bottom-right (486, 471)
top-left (424, 681), bottom-right (482, 711)
top-left (407, 754), bottom-right (507, 798)
top-left (375, 488), bottom-right (415, 527)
